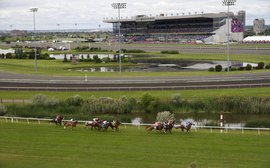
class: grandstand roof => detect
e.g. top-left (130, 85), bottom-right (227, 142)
top-left (243, 36), bottom-right (270, 42)
top-left (104, 12), bottom-right (231, 23)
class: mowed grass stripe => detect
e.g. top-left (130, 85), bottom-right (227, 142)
top-left (0, 122), bottom-right (269, 168)
top-left (1, 87), bottom-right (270, 100)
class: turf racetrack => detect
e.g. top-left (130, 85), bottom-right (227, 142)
top-left (0, 122), bottom-right (269, 168)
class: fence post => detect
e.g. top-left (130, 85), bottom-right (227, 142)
top-left (242, 128), bottom-right (244, 134)
top-left (124, 124), bottom-right (127, 129)
top-left (210, 128), bottom-right (213, 133)
top-left (27, 119), bottom-right (29, 124)
top-left (138, 124), bottom-right (141, 130)
top-left (11, 118), bottom-right (14, 123)
top-left (38, 120), bottom-right (41, 124)
top-left (220, 112), bottom-right (224, 133)
top-left (258, 129), bottom-right (261, 135)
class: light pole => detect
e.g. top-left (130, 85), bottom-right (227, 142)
top-left (112, 2), bottom-right (127, 75)
top-left (222, 0), bottom-right (236, 73)
top-left (30, 7), bottom-right (38, 72)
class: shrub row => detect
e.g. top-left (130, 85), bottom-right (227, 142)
top-left (160, 50), bottom-right (179, 54)
top-left (245, 120), bottom-right (270, 128)
top-left (2, 94), bottom-right (270, 120)
top-left (209, 62), bottom-right (270, 72)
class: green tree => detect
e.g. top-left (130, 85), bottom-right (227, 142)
top-left (156, 111), bottom-right (175, 122)
top-left (215, 65), bottom-right (223, 72)
top-left (0, 104), bottom-right (7, 116)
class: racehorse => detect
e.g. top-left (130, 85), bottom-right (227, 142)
top-left (145, 122), bottom-right (164, 133)
top-left (64, 121), bottom-right (78, 129)
top-left (100, 121), bottom-right (111, 130)
top-left (49, 116), bottom-right (63, 125)
top-left (85, 121), bottom-right (99, 130)
top-left (163, 120), bottom-right (175, 134)
top-left (175, 122), bottom-right (194, 132)
top-left (109, 120), bottom-right (121, 131)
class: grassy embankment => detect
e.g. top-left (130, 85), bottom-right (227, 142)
top-left (0, 122), bottom-right (269, 168)
top-left (1, 87), bottom-right (270, 100)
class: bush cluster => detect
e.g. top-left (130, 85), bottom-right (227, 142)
top-left (160, 50), bottom-right (179, 54)
top-left (75, 46), bottom-right (109, 52)
top-left (0, 104), bottom-right (7, 116)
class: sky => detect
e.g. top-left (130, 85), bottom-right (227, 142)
top-left (0, 0), bottom-right (270, 30)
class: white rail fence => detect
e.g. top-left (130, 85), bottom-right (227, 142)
top-left (0, 116), bottom-right (269, 135)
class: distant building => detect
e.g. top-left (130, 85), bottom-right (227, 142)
top-left (104, 11), bottom-right (246, 44)
top-left (10, 30), bottom-right (27, 37)
top-left (253, 19), bottom-right (266, 35)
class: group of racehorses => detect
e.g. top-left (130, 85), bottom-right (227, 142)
top-left (85, 120), bottom-right (120, 131)
top-left (49, 116), bottom-right (120, 131)
top-left (146, 120), bottom-right (194, 133)
top-left (49, 115), bottom-right (194, 133)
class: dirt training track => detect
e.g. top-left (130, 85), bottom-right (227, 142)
top-left (1, 71), bottom-right (270, 91)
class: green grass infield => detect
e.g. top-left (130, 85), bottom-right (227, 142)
top-left (0, 122), bottom-right (269, 168)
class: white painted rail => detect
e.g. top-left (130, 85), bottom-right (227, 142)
top-left (0, 116), bottom-right (269, 134)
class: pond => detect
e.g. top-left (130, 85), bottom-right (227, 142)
top-left (68, 61), bottom-right (256, 72)
top-left (50, 53), bottom-right (256, 72)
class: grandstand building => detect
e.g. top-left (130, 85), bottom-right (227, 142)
top-left (103, 11), bottom-right (245, 44)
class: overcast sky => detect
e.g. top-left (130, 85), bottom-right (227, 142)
top-left (0, 0), bottom-right (270, 30)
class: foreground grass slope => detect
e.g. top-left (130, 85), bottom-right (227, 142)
top-left (0, 122), bottom-right (269, 168)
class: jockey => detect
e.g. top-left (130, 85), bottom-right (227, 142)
top-left (163, 121), bottom-right (169, 129)
top-left (102, 120), bottom-right (108, 128)
top-left (186, 121), bottom-right (191, 127)
top-left (93, 118), bottom-right (100, 123)
top-left (70, 118), bottom-right (76, 122)
top-left (55, 114), bottom-right (61, 121)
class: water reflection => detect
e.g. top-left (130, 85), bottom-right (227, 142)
top-left (0, 48), bottom-right (15, 54)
